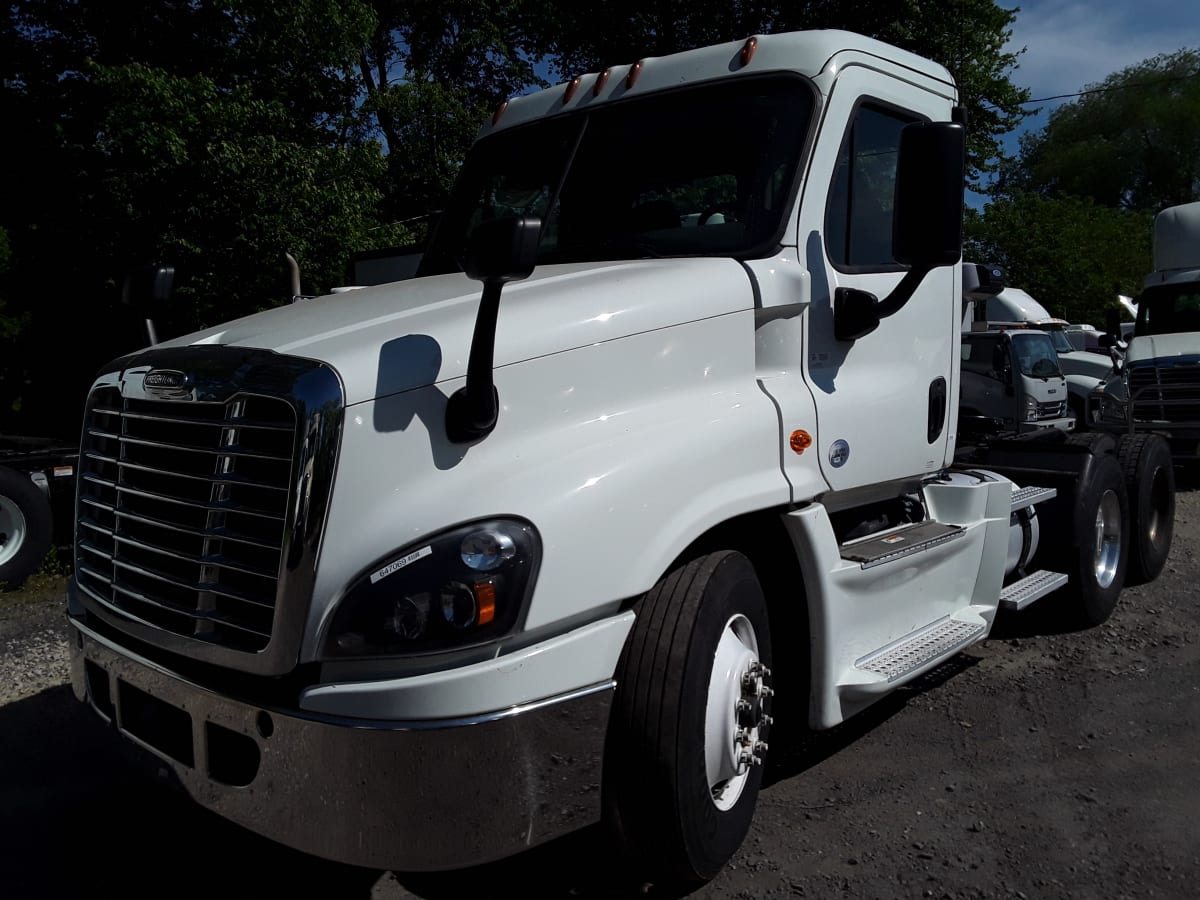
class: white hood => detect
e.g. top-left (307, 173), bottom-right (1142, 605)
top-left (1126, 333), bottom-right (1200, 366)
top-left (156, 259), bottom-right (753, 405)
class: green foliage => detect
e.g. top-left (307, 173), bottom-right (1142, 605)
top-left (527, 0), bottom-right (1029, 189)
top-left (1003, 50), bottom-right (1200, 211)
top-left (965, 193), bottom-right (1152, 325)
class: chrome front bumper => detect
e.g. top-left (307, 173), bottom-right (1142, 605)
top-left (69, 618), bottom-right (612, 871)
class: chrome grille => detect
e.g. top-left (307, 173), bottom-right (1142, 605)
top-left (1037, 400), bottom-right (1066, 418)
top-left (76, 386), bottom-right (296, 651)
top-left (1129, 364), bottom-right (1200, 424)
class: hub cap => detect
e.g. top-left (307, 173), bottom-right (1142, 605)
top-left (704, 614), bottom-right (772, 811)
top-left (1094, 488), bottom-right (1122, 589)
top-left (0, 495), bottom-right (28, 568)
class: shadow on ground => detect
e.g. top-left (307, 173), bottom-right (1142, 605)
top-left (0, 656), bottom-right (984, 899)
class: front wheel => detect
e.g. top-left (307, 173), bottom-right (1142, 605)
top-left (604, 551), bottom-right (773, 885)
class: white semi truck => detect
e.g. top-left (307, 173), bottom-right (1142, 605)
top-left (68, 31), bottom-right (1174, 884)
top-left (1093, 202), bottom-right (1200, 460)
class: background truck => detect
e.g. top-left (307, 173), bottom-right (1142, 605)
top-left (66, 30), bottom-right (1175, 885)
top-left (0, 434), bottom-right (77, 588)
top-left (968, 283), bottom-right (1113, 427)
top-left (1093, 202), bottom-right (1200, 460)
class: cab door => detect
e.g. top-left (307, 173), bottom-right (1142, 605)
top-left (794, 67), bottom-right (959, 492)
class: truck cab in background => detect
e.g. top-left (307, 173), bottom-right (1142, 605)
top-left (1093, 201), bottom-right (1200, 460)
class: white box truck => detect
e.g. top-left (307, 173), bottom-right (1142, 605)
top-left (68, 31), bottom-right (1174, 884)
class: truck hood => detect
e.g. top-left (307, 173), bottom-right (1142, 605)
top-left (1126, 333), bottom-right (1200, 366)
top-left (156, 259), bottom-right (752, 405)
top-left (1057, 350), bottom-right (1113, 381)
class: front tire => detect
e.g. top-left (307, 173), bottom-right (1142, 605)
top-left (604, 551), bottom-right (772, 885)
top-left (1117, 433), bottom-right (1174, 584)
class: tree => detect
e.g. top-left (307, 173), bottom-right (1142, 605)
top-left (964, 193), bottom-right (1152, 325)
top-left (527, 0), bottom-right (1029, 189)
top-left (0, 0), bottom-right (393, 435)
top-left (1006, 49), bottom-right (1200, 211)
top-left (357, 1), bottom-right (546, 228)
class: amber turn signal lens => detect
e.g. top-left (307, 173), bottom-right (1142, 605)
top-left (492, 100), bottom-right (509, 125)
top-left (626, 60), bottom-right (643, 89)
top-left (474, 581), bottom-right (497, 625)
top-left (789, 429), bottom-right (812, 454)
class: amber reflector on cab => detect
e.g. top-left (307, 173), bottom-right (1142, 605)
top-left (789, 430), bottom-right (813, 454)
top-left (740, 37), bottom-right (758, 67)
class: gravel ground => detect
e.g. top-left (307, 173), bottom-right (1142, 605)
top-left (1, 483), bottom-right (1196, 899)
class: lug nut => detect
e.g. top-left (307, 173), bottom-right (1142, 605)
top-left (754, 740), bottom-right (769, 756)
top-left (761, 714), bottom-right (774, 727)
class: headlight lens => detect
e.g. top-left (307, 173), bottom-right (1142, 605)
top-left (1023, 395), bottom-right (1039, 423)
top-left (1099, 392), bottom-right (1127, 423)
top-left (322, 519), bottom-right (540, 658)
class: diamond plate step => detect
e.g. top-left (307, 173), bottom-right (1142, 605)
top-left (840, 521), bottom-right (965, 569)
top-left (1010, 485), bottom-right (1056, 512)
top-left (999, 569), bottom-right (1068, 611)
top-left (854, 616), bottom-right (986, 683)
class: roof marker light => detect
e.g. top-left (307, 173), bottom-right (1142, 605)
top-left (626, 60), bottom-right (644, 89)
top-left (740, 36), bottom-right (758, 67)
top-left (563, 75), bottom-right (582, 104)
top-left (594, 68), bottom-right (611, 96)
top-left (492, 99), bottom-right (509, 125)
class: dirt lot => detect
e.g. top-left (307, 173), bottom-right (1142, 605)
top-left (1, 483), bottom-right (1197, 900)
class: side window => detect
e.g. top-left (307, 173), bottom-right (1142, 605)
top-left (961, 337), bottom-right (1001, 376)
top-left (825, 104), bottom-right (915, 269)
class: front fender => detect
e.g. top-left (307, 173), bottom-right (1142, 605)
top-left (305, 309), bottom-right (793, 658)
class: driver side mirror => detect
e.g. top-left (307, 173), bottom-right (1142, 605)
top-left (894, 122), bottom-right (966, 267)
top-left (464, 216), bottom-right (540, 285)
top-left (1104, 307), bottom-right (1121, 338)
top-left (991, 344), bottom-right (1012, 384)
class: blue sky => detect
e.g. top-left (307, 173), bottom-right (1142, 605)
top-left (986, 0), bottom-right (1200, 187)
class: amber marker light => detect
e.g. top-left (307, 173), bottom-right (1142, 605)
top-left (626, 60), bottom-right (644, 89)
top-left (594, 68), bottom-right (611, 96)
top-left (474, 581), bottom-right (497, 625)
top-left (740, 36), bottom-right (758, 67)
top-left (563, 75), bottom-right (582, 104)
top-left (790, 429), bottom-right (812, 454)
top-left (492, 100), bottom-right (509, 125)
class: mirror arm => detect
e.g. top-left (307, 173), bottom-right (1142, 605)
top-left (446, 280), bottom-right (502, 443)
top-left (875, 264), bottom-right (934, 320)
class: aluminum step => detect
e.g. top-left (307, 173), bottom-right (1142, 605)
top-left (998, 569), bottom-right (1069, 611)
top-left (1010, 485), bottom-right (1056, 512)
top-left (854, 616), bottom-right (986, 683)
top-left (840, 521), bottom-right (965, 569)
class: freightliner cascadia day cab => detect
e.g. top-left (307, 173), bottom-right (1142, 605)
top-left (1093, 201), bottom-right (1200, 460)
top-left (68, 31), bottom-right (1175, 884)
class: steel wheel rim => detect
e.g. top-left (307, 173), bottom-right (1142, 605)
top-left (0, 495), bottom-right (28, 568)
top-left (1147, 463), bottom-right (1170, 548)
top-left (1093, 488), bottom-right (1121, 589)
top-left (704, 613), bottom-right (770, 811)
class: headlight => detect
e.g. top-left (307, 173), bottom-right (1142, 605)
top-left (1023, 395), bottom-right (1039, 423)
top-left (1099, 392), bottom-right (1127, 423)
top-left (322, 518), bottom-right (540, 658)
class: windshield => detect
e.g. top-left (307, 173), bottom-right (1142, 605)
top-left (1135, 285), bottom-right (1200, 336)
top-left (1047, 329), bottom-right (1075, 354)
top-left (1012, 332), bottom-right (1062, 379)
top-left (420, 75), bottom-right (815, 275)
